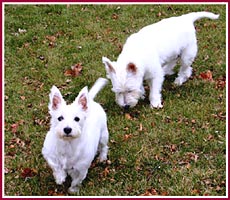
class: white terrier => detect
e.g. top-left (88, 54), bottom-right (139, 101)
top-left (42, 78), bottom-right (109, 194)
top-left (102, 12), bottom-right (219, 109)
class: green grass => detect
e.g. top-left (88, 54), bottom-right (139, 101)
top-left (4, 4), bottom-right (226, 196)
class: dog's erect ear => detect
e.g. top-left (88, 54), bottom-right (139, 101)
top-left (126, 62), bottom-right (137, 74)
top-left (102, 57), bottom-right (116, 76)
top-left (76, 86), bottom-right (89, 111)
top-left (49, 86), bottom-right (64, 111)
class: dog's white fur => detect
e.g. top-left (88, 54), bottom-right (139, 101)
top-left (42, 78), bottom-right (109, 194)
top-left (102, 12), bottom-right (219, 109)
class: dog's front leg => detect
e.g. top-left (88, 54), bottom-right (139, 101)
top-left (140, 85), bottom-right (145, 99)
top-left (148, 72), bottom-right (164, 108)
top-left (53, 169), bottom-right (67, 185)
top-left (44, 156), bottom-right (67, 185)
top-left (68, 168), bottom-right (88, 194)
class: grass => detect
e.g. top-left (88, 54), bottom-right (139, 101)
top-left (4, 3), bottom-right (226, 196)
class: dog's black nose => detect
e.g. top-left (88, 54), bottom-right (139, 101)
top-left (64, 127), bottom-right (72, 135)
top-left (124, 105), bottom-right (130, 110)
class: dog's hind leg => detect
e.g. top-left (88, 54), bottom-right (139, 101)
top-left (174, 41), bottom-right (197, 85)
top-left (163, 59), bottom-right (177, 75)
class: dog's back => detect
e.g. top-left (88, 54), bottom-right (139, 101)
top-left (121, 11), bottom-right (219, 63)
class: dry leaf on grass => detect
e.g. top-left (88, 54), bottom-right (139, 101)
top-left (140, 188), bottom-right (158, 196)
top-left (11, 123), bottom-right (19, 134)
top-left (45, 35), bottom-right (56, 42)
top-left (215, 76), bottom-right (226, 89)
top-left (125, 113), bottom-right (132, 120)
top-left (199, 70), bottom-right (213, 81)
top-left (124, 134), bottom-right (133, 141)
top-left (64, 63), bottom-right (83, 77)
top-left (21, 168), bottom-right (37, 179)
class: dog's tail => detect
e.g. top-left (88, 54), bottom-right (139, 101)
top-left (186, 11), bottom-right (219, 23)
top-left (89, 78), bottom-right (108, 100)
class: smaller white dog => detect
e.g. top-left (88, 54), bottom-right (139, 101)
top-left (42, 78), bottom-right (109, 194)
top-left (102, 12), bottom-right (219, 109)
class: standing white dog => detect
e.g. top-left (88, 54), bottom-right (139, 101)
top-left (102, 12), bottom-right (219, 109)
top-left (42, 78), bottom-right (109, 194)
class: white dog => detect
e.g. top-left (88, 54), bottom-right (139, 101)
top-left (42, 78), bottom-right (109, 194)
top-left (102, 12), bottom-right (219, 109)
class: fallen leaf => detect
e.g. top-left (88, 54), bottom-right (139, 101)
top-left (102, 167), bottom-right (110, 177)
top-left (186, 163), bottom-right (191, 169)
top-left (5, 95), bottom-right (9, 100)
top-left (191, 189), bottom-right (200, 195)
top-left (49, 42), bottom-right (56, 48)
top-left (20, 96), bottom-right (26, 101)
top-left (21, 168), bottom-right (37, 179)
top-left (112, 13), bottom-right (119, 20)
top-left (215, 76), bottom-right (226, 90)
top-left (24, 43), bottom-right (30, 48)
top-left (124, 134), bottom-right (132, 141)
top-left (139, 123), bottom-right (143, 131)
top-left (48, 190), bottom-right (65, 196)
top-left (191, 119), bottom-right (196, 124)
top-left (72, 63), bottom-right (83, 76)
top-left (4, 168), bottom-right (10, 174)
top-left (11, 123), bottom-right (19, 134)
top-left (125, 113), bottom-right (132, 120)
top-left (46, 35), bottom-right (56, 42)
top-left (64, 63), bottom-right (83, 77)
top-left (170, 144), bottom-right (177, 152)
top-left (157, 12), bottom-right (162, 17)
top-left (151, 122), bottom-right (155, 127)
top-left (207, 134), bottom-right (214, 141)
top-left (64, 69), bottom-right (73, 76)
top-left (187, 152), bottom-right (199, 162)
top-left (212, 112), bottom-right (226, 120)
top-left (45, 35), bottom-right (57, 48)
top-left (161, 191), bottom-right (168, 196)
top-left (140, 188), bottom-right (158, 196)
top-left (199, 70), bottom-right (213, 81)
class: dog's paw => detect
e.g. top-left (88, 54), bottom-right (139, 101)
top-left (99, 154), bottom-right (107, 162)
top-left (68, 186), bottom-right (80, 194)
top-left (54, 171), bottom-right (66, 185)
top-left (55, 176), bottom-right (65, 185)
top-left (174, 78), bottom-right (183, 86)
top-left (140, 94), bottom-right (145, 100)
top-left (150, 101), bottom-right (163, 109)
top-left (174, 77), bottom-right (188, 86)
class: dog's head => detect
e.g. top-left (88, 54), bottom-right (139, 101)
top-left (49, 86), bottom-right (90, 140)
top-left (102, 57), bottom-right (144, 109)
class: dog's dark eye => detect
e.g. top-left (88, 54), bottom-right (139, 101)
top-left (127, 90), bottom-right (132, 93)
top-left (74, 117), bottom-right (80, 122)
top-left (58, 116), bottom-right (64, 121)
